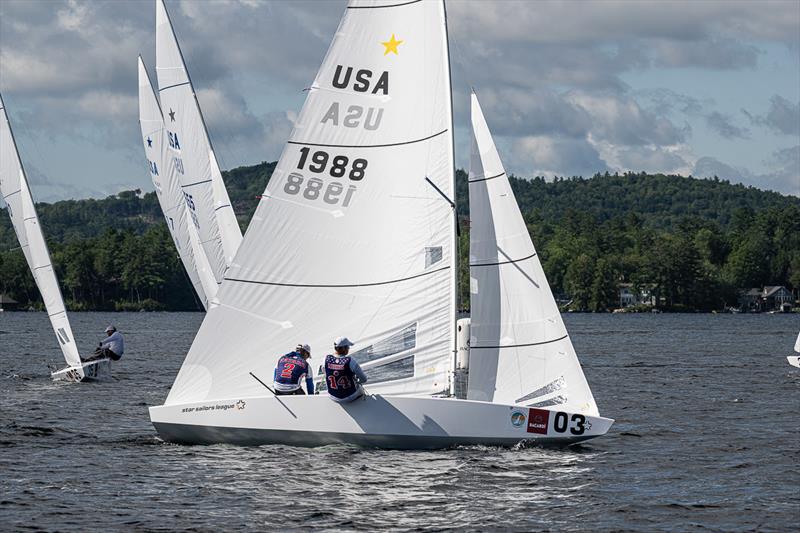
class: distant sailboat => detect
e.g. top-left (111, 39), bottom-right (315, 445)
top-left (155, 0), bottom-right (242, 286)
top-left (0, 94), bottom-right (109, 381)
top-left (138, 57), bottom-right (218, 309)
top-left (150, 0), bottom-right (612, 448)
top-left (788, 331), bottom-right (800, 368)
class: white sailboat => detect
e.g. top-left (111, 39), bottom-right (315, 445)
top-left (155, 0), bottom-right (242, 286)
top-left (0, 94), bottom-right (109, 382)
top-left (788, 331), bottom-right (800, 368)
top-left (149, 0), bottom-right (612, 448)
top-left (138, 57), bottom-right (218, 310)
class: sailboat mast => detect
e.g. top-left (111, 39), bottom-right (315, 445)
top-left (442, 0), bottom-right (459, 396)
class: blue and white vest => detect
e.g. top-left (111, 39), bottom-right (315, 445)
top-left (324, 355), bottom-right (357, 400)
top-left (274, 352), bottom-right (308, 388)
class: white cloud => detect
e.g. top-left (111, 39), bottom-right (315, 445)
top-left (471, 87), bottom-right (592, 138)
top-left (744, 95), bottom-right (800, 136)
top-left (197, 87), bottom-right (263, 140)
top-left (56, 0), bottom-right (89, 32)
top-left (566, 91), bottom-right (687, 146)
top-left (706, 111), bottom-right (750, 139)
top-left (261, 110), bottom-right (296, 161)
top-left (693, 145), bottom-right (799, 194)
top-left (448, 1), bottom-right (799, 46)
top-left (510, 135), bottom-right (608, 178)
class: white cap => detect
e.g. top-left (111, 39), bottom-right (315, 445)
top-left (105, 325), bottom-right (116, 333)
top-left (295, 343), bottom-right (311, 356)
top-left (333, 337), bottom-right (354, 348)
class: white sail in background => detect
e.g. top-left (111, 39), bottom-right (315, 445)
top-left (155, 0), bottom-right (242, 284)
top-left (138, 57), bottom-right (218, 309)
top-left (467, 93), bottom-right (598, 416)
top-left (0, 94), bottom-right (84, 373)
top-left (165, 0), bottom-right (457, 405)
top-left (795, 331), bottom-right (799, 353)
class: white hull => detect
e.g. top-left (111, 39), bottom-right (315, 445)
top-left (788, 356), bottom-right (800, 369)
top-left (51, 358), bottom-right (112, 382)
top-left (150, 394), bottom-right (613, 449)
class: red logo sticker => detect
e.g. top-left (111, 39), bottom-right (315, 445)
top-left (527, 408), bottom-right (550, 434)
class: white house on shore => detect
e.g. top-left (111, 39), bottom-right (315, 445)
top-left (618, 284), bottom-right (657, 308)
top-left (738, 286), bottom-right (794, 312)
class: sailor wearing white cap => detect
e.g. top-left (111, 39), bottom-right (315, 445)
top-left (273, 343), bottom-right (315, 395)
top-left (82, 325), bottom-right (124, 362)
top-left (324, 337), bottom-right (368, 403)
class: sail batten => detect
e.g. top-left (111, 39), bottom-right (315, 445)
top-left (165, 0), bottom-right (456, 405)
top-left (466, 93), bottom-right (599, 416)
top-left (0, 93), bottom-right (83, 372)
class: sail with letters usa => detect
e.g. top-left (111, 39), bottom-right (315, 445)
top-left (155, 0), bottom-right (242, 287)
top-left (138, 56), bottom-right (218, 309)
top-left (149, 0), bottom-right (612, 448)
top-left (0, 94), bottom-right (109, 382)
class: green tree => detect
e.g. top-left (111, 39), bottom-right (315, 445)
top-left (565, 254), bottom-right (594, 311)
top-left (590, 258), bottom-right (617, 311)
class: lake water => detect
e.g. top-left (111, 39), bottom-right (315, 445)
top-left (1, 312), bottom-right (798, 531)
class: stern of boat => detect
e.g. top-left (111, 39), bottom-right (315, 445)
top-left (51, 358), bottom-right (112, 382)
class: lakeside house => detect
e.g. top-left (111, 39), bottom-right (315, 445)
top-left (0, 294), bottom-right (19, 311)
top-left (738, 286), bottom-right (794, 312)
top-left (618, 283), bottom-right (657, 308)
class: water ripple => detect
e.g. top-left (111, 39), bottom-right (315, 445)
top-left (0, 312), bottom-right (798, 531)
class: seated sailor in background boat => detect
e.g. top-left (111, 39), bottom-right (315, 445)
top-left (83, 325), bottom-right (124, 362)
top-left (273, 344), bottom-right (314, 395)
top-left (324, 337), bottom-right (368, 403)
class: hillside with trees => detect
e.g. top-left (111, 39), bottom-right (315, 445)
top-left (1, 164), bottom-right (798, 311)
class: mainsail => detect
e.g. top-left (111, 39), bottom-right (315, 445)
top-left (155, 0), bottom-right (242, 284)
top-left (165, 0), bottom-right (457, 405)
top-left (0, 94), bottom-right (83, 373)
top-left (138, 57), bottom-right (218, 309)
top-left (467, 93), bottom-right (598, 416)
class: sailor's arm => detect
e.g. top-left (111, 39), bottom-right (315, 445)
top-left (349, 359), bottom-right (367, 383)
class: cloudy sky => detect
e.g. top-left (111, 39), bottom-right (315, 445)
top-left (0, 0), bottom-right (798, 201)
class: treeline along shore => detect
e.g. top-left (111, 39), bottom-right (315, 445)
top-left (1, 163), bottom-right (798, 312)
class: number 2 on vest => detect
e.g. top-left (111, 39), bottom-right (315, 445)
top-left (280, 363), bottom-right (296, 379)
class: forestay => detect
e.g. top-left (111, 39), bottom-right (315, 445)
top-left (155, 0), bottom-right (242, 284)
top-left (467, 93), bottom-right (598, 416)
top-left (0, 94), bottom-right (83, 373)
top-left (138, 57), bottom-right (218, 310)
top-left (166, 0), bottom-right (457, 405)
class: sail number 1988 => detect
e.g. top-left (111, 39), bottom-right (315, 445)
top-left (283, 148), bottom-right (367, 208)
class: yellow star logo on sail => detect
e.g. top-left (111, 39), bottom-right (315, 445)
top-left (381, 34), bottom-right (403, 56)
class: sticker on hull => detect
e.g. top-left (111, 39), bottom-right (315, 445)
top-left (527, 408), bottom-right (550, 434)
